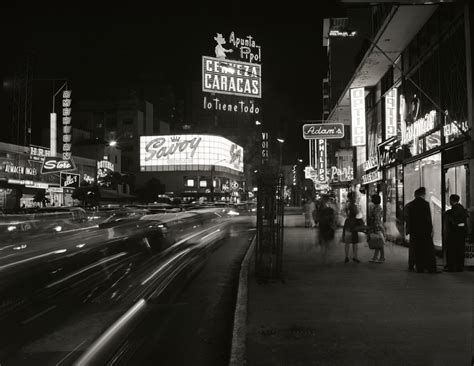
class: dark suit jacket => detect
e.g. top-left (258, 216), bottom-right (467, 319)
top-left (405, 197), bottom-right (432, 239)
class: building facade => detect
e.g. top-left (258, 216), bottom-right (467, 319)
top-left (325, 2), bottom-right (474, 262)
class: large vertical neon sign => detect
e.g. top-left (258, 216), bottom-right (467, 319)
top-left (385, 88), bottom-right (397, 139)
top-left (350, 87), bottom-right (366, 146)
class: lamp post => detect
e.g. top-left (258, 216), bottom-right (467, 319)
top-left (277, 138), bottom-right (285, 171)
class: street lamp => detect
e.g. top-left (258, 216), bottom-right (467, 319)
top-left (109, 140), bottom-right (117, 147)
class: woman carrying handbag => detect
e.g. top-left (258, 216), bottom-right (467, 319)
top-left (367, 194), bottom-right (386, 263)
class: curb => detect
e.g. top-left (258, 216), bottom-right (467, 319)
top-left (228, 234), bottom-right (256, 366)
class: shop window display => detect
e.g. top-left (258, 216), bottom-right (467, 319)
top-left (403, 154), bottom-right (442, 248)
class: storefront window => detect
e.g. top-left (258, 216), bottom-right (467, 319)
top-left (445, 165), bottom-right (467, 210)
top-left (421, 153), bottom-right (442, 247)
top-left (403, 153), bottom-right (442, 247)
top-left (403, 161), bottom-right (420, 203)
top-left (386, 167), bottom-right (400, 240)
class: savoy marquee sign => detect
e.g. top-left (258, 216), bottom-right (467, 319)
top-left (302, 123), bottom-right (344, 139)
top-left (140, 135), bottom-right (244, 173)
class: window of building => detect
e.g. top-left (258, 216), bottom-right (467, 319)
top-left (200, 180), bottom-right (207, 188)
top-left (186, 179), bottom-right (195, 187)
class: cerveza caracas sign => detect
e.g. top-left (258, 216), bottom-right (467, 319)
top-left (202, 57), bottom-right (261, 98)
top-left (302, 123), bottom-right (344, 139)
top-left (41, 157), bottom-right (76, 174)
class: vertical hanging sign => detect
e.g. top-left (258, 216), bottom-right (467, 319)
top-left (350, 87), bottom-right (366, 146)
top-left (385, 88), bottom-right (397, 139)
top-left (62, 90), bottom-right (72, 160)
top-left (261, 132), bottom-right (269, 165)
top-left (316, 139), bottom-right (327, 182)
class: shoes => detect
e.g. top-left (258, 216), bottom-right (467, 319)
top-left (369, 258), bottom-right (377, 263)
top-left (378, 258), bottom-right (385, 263)
top-left (353, 258), bottom-right (360, 263)
top-left (344, 257), bottom-right (349, 263)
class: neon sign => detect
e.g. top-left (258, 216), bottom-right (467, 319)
top-left (401, 110), bottom-right (436, 145)
top-left (316, 139), bottom-right (327, 182)
top-left (202, 56), bottom-right (261, 98)
top-left (385, 88), bottom-right (397, 139)
top-left (350, 88), bottom-right (366, 146)
top-left (140, 135), bottom-right (244, 173)
top-left (302, 123), bottom-right (344, 139)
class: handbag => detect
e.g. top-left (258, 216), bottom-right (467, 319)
top-left (368, 231), bottom-right (385, 249)
top-left (354, 218), bottom-right (366, 232)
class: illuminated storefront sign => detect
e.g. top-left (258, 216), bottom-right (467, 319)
top-left (316, 139), bottom-right (327, 182)
top-left (363, 155), bottom-right (378, 171)
top-left (385, 88), bottom-right (397, 139)
top-left (7, 179), bottom-right (34, 186)
top-left (60, 172), bottom-right (80, 188)
top-left (261, 132), bottom-right (269, 164)
top-left (305, 166), bottom-right (318, 184)
top-left (29, 145), bottom-right (51, 161)
top-left (140, 135), bottom-right (244, 173)
top-left (83, 173), bottom-right (95, 184)
top-left (97, 160), bottom-right (114, 180)
top-left (3, 164), bottom-right (37, 176)
top-left (361, 170), bottom-right (382, 185)
top-left (202, 56), bottom-right (261, 98)
top-left (62, 90), bottom-right (72, 160)
top-left (41, 157), bottom-right (76, 174)
top-left (330, 166), bottom-right (353, 181)
top-left (302, 123), bottom-right (344, 139)
top-left (350, 88), bottom-right (366, 146)
top-left (444, 120), bottom-right (469, 141)
top-left (401, 110), bottom-right (436, 145)
top-left (25, 182), bottom-right (49, 189)
top-left (292, 165), bottom-right (297, 186)
top-left (329, 30), bottom-right (357, 37)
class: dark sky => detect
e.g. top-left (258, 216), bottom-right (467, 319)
top-left (1, 2), bottom-right (347, 164)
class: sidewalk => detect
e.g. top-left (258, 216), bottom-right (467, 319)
top-left (241, 224), bottom-right (473, 366)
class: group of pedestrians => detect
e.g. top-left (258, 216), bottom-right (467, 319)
top-left (305, 186), bottom-right (468, 272)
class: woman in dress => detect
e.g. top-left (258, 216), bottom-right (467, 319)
top-left (342, 191), bottom-right (361, 263)
top-left (368, 194), bottom-right (385, 263)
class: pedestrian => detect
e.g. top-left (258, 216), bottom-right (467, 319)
top-left (318, 195), bottom-right (336, 262)
top-left (342, 191), bottom-right (362, 263)
top-left (367, 194), bottom-right (385, 263)
top-left (303, 197), bottom-right (315, 228)
top-left (444, 194), bottom-right (468, 272)
top-left (405, 187), bottom-right (439, 273)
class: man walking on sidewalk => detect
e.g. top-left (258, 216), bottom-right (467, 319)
top-left (405, 187), bottom-right (439, 273)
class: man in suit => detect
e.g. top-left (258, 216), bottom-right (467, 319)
top-left (405, 187), bottom-right (439, 273)
top-left (444, 194), bottom-right (468, 272)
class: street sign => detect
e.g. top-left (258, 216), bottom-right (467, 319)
top-left (302, 123), bottom-right (344, 139)
top-left (41, 157), bottom-right (76, 174)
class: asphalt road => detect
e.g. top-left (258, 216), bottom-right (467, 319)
top-left (113, 223), bottom-right (255, 366)
top-left (0, 217), bottom-right (254, 365)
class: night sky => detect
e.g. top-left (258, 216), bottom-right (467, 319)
top-left (1, 2), bottom-right (346, 164)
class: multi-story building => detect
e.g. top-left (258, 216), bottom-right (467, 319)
top-left (325, 2), bottom-right (474, 261)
